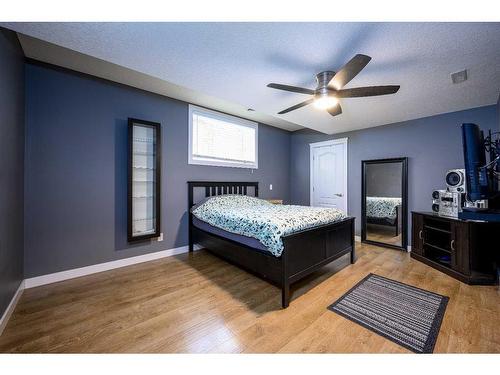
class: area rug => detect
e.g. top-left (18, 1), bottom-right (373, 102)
top-left (328, 273), bottom-right (449, 353)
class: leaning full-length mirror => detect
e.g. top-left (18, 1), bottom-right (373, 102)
top-left (362, 158), bottom-right (408, 250)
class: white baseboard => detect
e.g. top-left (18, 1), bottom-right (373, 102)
top-left (0, 280), bottom-right (25, 336)
top-left (24, 244), bottom-right (202, 289)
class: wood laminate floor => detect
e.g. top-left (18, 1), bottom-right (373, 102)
top-left (0, 243), bottom-right (498, 353)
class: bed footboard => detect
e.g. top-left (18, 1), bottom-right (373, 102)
top-left (280, 217), bottom-right (355, 307)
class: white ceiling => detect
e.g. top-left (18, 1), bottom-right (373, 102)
top-left (3, 22), bottom-right (500, 134)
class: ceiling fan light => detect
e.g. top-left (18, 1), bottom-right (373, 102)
top-left (313, 95), bottom-right (339, 110)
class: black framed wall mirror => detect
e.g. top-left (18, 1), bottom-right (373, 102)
top-left (361, 157), bottom-right (408, 251)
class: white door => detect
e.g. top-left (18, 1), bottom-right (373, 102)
top-left (310, 139), bottom-right (347, 212)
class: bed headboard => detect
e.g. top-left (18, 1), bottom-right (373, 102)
top-left (187, 181), bottom-right (259, 209)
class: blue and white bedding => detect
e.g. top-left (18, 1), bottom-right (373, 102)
top-left (366, 197), bottom-right (401, 219)
top-left (192, 195), bottom-right (347, 257)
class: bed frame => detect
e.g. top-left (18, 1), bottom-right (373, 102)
top-left (187, 181), bottom-right (355, 308)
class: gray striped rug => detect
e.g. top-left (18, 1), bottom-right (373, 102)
top-left (328, 273), bottom-right (448, 353)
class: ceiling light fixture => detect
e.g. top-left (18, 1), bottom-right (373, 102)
top-left (267, 54), bottom-right (400, 117)
top-left (313, 94), bottom-right (339, 110)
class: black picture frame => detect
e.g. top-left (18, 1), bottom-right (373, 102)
top-left (127, 118), bottom-right (162, 242)
top-left (361, 157), bottom-right (408, 251)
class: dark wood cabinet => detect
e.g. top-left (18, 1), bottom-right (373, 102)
top-left (411, 212), bottom-right (424, 255)
top-left (411, 212), bottom-right (497, 285)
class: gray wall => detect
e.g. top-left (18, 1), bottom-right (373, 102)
top-left (0, 30), bottom-right (24, 317)
top-left (290, 105), bottom-right (498, 241)
top-left (24, 62), bottom-right (291, 277)
top-left (366, 162), bottom-right (402, 198)
top-left (497, 93), bottom-right (500, 131)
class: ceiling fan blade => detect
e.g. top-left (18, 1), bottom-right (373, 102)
top-left (267, 83), bottom-right (316, 95)
top-left (278, 98), bottom-right (315, 114)
top-left (327, 103), bottom-right (342, 117)
top-left (335, 85), bottom-right (400, 98)
top-left (328, 54), bottom-right (372, 89)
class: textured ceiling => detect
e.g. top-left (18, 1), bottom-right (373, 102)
top-left (3, 22), bottom-right (500, 134)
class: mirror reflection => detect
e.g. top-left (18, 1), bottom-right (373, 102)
top-left (363, 159), bottom-right (406, 248)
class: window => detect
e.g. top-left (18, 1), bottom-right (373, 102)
top-left (188, 105), bottom-right (258, 169)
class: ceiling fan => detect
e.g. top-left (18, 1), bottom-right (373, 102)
top-left (267, 54), bottom-right (400, 117)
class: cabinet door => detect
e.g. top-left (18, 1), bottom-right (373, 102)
top-left (411, 213), bottom-right (424, 255)
top-left (451, 222), bottom-right (470, 275)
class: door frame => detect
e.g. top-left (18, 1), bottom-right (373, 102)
top-left (309, 138), bottom-right (348, 213)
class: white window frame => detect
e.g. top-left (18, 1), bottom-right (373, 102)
top-left (188, 105), bottom-right (259, 169)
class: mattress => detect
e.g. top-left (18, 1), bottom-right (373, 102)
top-left (192, 216), bottom-right (270, 253)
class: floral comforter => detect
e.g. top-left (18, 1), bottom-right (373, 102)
top-left (192, 195), bottom-right (347, 257)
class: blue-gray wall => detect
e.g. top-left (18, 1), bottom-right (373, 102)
top-left (290, 105), bottom-right (498, 241)
top-left (24, 62), bottom-right (291, 277)
top-left (497, 93), bottom-right (500, 131)
top-left (0, 29), bottom-right (24, 317)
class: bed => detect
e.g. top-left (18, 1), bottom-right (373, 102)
top-left (366, 196), bottom-right (402, 236)
top-left (188, 181), bottom-right (355, 308)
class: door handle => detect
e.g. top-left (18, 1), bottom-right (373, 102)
top-left (450, 239), bottom-right (455, 251)
top-left (334, 193), bottom-right (343, 197)
top-left (419, 230), bottom-right (423, 239)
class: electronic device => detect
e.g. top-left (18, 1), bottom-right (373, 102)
top-left (459, 123), bottom-right (500, 222)
top-left (432, 190), bottom-right (463, 218)
top-left (462, 123), bottom-right (489, 201)
top-left (432, 189), bottom-right (446, 213)
top-left (465, 200), bottom-right (488, 209)
top-left (445, 169), bottom-right (466, 193)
